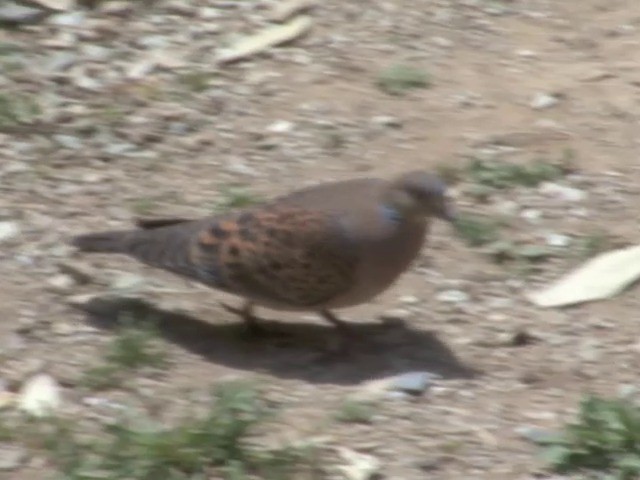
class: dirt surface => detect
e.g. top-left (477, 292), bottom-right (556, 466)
top-left (1, 0), bottom-right (640, 478)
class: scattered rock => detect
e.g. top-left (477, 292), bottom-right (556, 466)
top-left (530, 92), bottom-right (559, 110)
top-left (370, 115), bottom-right (402, 128)
top-left (18, 373), bottom-right (62, 418)
top-left (126, 59), bottom-right (157, 79)
top-left (2, 161), bottom-right (30, 175)
top-left (49, 10), bottom-right (85, 27)
top-left (520, 209), bottom-right (542, 223)
top-left (51, 320), bottom-right (80, 336)
top-left (110, 273), bottom-right (146, 293)
top-left (99, 0), bottom-right (136, 16)
top-left (0, 390), bottom-right (15, 410)
top-left (267, 120), bottom-right (294, 133)
top-left (399, 295), bottom-right (419, 305)
top-left (436, 289), bottom-right (469, 303)
top-left (379, 308), bottom-right (411, 325)
top-left (516, 49), bottom-right (537, 58)
top-left (45, 51), bottom-right (77, 73)
top-left (0, 2), bottom-right (49, 26)
top-left (389, 371), bottom-right (437, 395)
top-left (47, 274), bottom-right (76, 294)
top-left (515, 425), bottom-right (560, 444)
top-left (53, 134), bottom-right (83, 150)
top-left (225, 158), bottom-right (259, 176)
top-left (432, 36), bottom-right (453, 48)
top-left (580, 69), bottom-right (615, 82)
top-left (0, 222), bottom-right (19, 243)
top-left (31, 0), bottom-right (73, 11)
top-left (354, 371), bottom-right (438, 401)
top-left (545, 233), bottom-right (571, 247)
top-left (539, 182), bottom-right (586, 202)
top-left (617, 384), bottom-right (637, 399)
top-left (517, 245), bottom-right (551, 261)
top-left (65, 292), bottom-right (101, 307)
top-left (0, 445), bottom-right (26, 472)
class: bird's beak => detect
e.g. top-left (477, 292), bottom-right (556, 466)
top-left (439, 199), bottom-right (456, 223)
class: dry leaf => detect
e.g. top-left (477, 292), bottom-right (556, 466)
top-left (217, 15), bottom-right (312, 65)
top-left (336, 447), bottom-right (381, 480)
top-left (527, 244), bottom-right (640, 307)
top-left (269, 0), bottom-right (316, 23)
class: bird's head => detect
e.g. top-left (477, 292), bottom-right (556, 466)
top-left (385, 170), bottom-right (455, 222)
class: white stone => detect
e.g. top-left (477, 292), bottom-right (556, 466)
top-left (436, 289), bottom-right (470, 303)
top-left (530, 92), bottom-right (559, 110)
top-left (18, 373), bottom-right (61, 418)
top-left (539, 182), bottom-right (586, 202)
top-left (545, 233), bottom-right (571, 247)
top-left (267, 120), bottom-right (294, 133)
top-left (0, 222), bottom-right (19, 243)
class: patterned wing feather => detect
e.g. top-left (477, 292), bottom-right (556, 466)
top-left (188, 206), bottom-right (358, 308)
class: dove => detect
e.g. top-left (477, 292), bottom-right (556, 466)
top-left (71, 170), bottom-right (455, 337)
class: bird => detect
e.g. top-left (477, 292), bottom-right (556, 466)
top-left (71, 170), bottom-right (455, 340)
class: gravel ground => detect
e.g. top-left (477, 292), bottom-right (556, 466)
top-left (1, 0), bottom-right (640, 478)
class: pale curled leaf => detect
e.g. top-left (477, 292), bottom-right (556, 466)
top-left (269, 0), bottom-right (316, 23)
top-left (527, 244), bottom-right (640, 307)
top-left (336, 447), bottom-right (381, 480)
top-left (216, 15), bottom-right (313, 65)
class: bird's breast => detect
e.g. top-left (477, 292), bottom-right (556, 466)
top-left (327, 218), bottom-right (428, 308)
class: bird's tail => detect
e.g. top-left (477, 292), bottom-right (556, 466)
top-left (70, 224), bottom-right (197, 278)
top-left (71, 230), bottom-right (134, 254)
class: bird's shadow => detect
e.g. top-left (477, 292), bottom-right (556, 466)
top-left (73, 296), bottom-right (479, 386)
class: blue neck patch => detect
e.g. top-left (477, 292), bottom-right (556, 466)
top-left (379, 204), bottom-right (403, 224)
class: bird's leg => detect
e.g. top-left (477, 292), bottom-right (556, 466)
top-left (220, 301), bottom-right (266, 335)
top-left (320, 310), bottom-right (351, 332)
top-left (319, 310), bottom-right (355, 354)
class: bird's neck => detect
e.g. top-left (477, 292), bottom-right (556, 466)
top-left (380, 203), bottom-right (425, 227)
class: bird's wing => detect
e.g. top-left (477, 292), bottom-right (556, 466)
top-left (184, 206), bottom-right (358, 307)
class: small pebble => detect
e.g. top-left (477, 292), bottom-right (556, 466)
top-left (515, 425), bottom-right (559, 444)
top-left (18, 373), bottom-right (62, 418)
top-left (520, 208), bottom-right (542, 223)
top-left (370, 115), bottom-right (402, 128)
top-left (545, 233), bottom-right (571, 247)
top-left (0, 3), bottom-right (46, 25)
top-left (539, 182), bottom-right (586, 202)
top-left (36, 0), bottom-right (74, 10)
top-left (399, 295), bottom-right (419, 305)
top-left (53, 134), bottom-right (83, 150)
top-left (49, 10), bottom-right (85, 26)
top-left (436, 289), bottom-right (469, 303)
top-left (0, 445), bottom-right (26, 472)
top-left (516, 49), bottom-right (537, 58)
top-left (47, 274), bottom-right (76, 294)
top-left (617, 384), bottom-right (637, 398)
top-left (0, 222), bottom-right (19, 243)
top-left (390, 371), bottom-right (438, 395)
top-left (110, 273), bottom-right (146, 292)
top-left (267, 120), bottom-right (294, 133)
top-left (379, 308), bottom-right (411, 324)
top-left (530, 92), bottom-right (559, 110)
